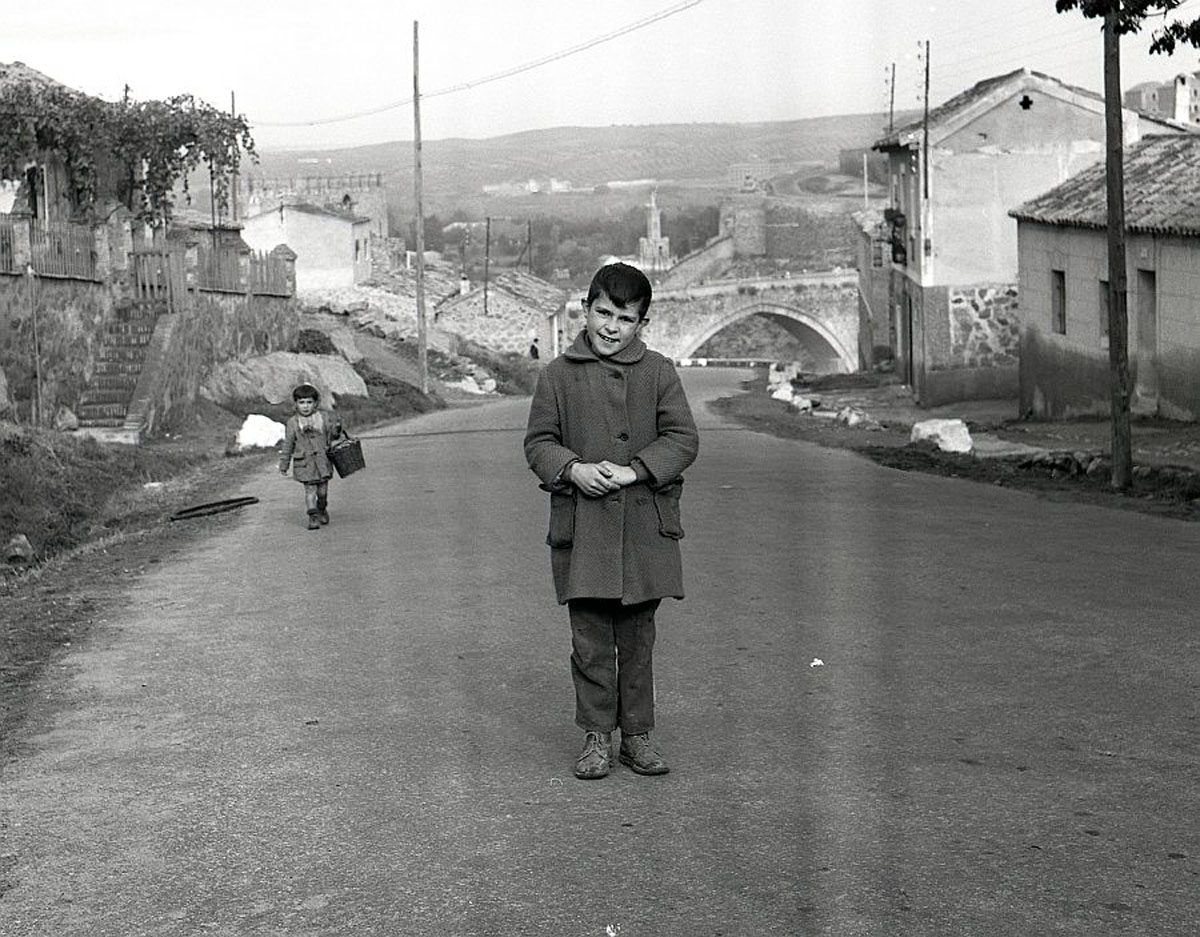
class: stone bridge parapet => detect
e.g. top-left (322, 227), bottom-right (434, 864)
top-left (641, 272), bottom-right (860, 371)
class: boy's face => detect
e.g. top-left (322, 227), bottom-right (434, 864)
top-left (583, 290), bottom-right (646, 358)
top-left (295, 396), bottom-right (318, 416)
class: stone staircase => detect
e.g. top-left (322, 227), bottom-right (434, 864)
top-left (76, 300), bottom-right (163, 441)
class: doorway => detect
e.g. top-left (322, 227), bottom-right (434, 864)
top-left (1135, 268), bottom-right (1158, 407)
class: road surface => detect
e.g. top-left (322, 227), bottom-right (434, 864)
top-left (2, 368), bottom-right (1198, 936)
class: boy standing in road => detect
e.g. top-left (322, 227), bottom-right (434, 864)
top-left (524, 262), bottom-right (699, 780)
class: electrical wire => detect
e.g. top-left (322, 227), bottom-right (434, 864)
top-left (255, 0), bottom-right (703, 129)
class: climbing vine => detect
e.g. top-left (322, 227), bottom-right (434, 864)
top-left (0, 79), bottom-right (256, 227)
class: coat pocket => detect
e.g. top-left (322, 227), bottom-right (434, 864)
top-left (653, 482), bottom-right (685, 540)
top-left (546, 491), bottom-right (576, 548)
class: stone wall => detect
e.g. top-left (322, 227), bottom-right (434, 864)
top-left (0, 274), bottom-right (113, 421)
top-left (946, 284), bottom-right (1020, 370)
top-left (132, 292), bottom-right (299, 434)
top-left (764, 204), bottom-right (856, 268)
top-left (0, 269), bottom-right (297, 431)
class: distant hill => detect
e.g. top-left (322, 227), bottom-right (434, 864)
top-left (243, 111), bottom-right (912, 215)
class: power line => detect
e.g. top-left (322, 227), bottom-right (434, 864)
top-left (255, 0), bottom-right (703, 129)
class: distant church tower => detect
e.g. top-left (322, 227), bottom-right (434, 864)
top-left (638, 189), bottom-right (673, 272)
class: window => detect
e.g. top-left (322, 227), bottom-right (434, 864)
top-left (1051, 269), bottom-right (1066, 335)
top-left (1098, 279), bottom-right (1109, 349)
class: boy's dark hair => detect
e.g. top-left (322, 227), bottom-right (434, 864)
top-left (292, 383), bottom-right (320, 402)
top-left (585, 262), bottom-right (653, 318)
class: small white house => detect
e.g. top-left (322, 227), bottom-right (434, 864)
top-left (240, 201), bottom-right (371, 291)
top-left (1010, 134), bottom-right (1200, 421)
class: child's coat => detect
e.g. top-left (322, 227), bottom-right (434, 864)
top-left (279, 410), bottom-right (344, 483)
top-left (524, 332), bottom-right (699, 605)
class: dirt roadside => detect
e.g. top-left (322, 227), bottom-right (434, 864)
top-left (711, 370), bottom-right (1200, 523)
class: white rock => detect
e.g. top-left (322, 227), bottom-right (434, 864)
top-left (911, 418), bottom-right (973, 453)
top-left (792, 396), bottom-right (814, 414)
top-left (770, 384), bottom-right (795, 403)
top-left (236, 414), bottom-right (287, 450)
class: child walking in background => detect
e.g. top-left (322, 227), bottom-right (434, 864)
top-left (524, 262), bottom-right (699, 780)
top-left (279, 383), bottom-right (346, 530)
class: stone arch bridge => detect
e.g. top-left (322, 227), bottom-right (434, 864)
top-left (638, 272), bottom-right (860, 371)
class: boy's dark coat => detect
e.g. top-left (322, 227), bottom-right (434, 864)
top-left (524, 332), bottom-right (699, 605)
top-left (279, 410), bottom-right (344, 483)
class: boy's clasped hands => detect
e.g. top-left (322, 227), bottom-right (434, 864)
top-left (568, 460), bottom-right (638, 497)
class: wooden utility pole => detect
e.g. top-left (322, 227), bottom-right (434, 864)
top-left (483, 216), bottom-right (491, 316)
top-left (230, 91), bottom-right (239, 223)
top-left (922, 41), bottom-right (930, 202)
top-left (412, 20), bottom-right (429, 394)
top-left (1103, 10), bottom-right (1133, 488)
top-left (888, 62), bottom-right (896, 134)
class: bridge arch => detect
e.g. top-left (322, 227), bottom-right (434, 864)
top-left (680, 300), bottom-right (857, 372)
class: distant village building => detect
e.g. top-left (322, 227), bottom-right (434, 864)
top-left (241, 201), bottom-right (372, 291)
top-left (728, 160), bottom-right (783, 192)
top-left (243, 174), bottom-right (389, 237)
top-left (1124, 72), bottom-right (1200, 125)
top-left (435, 269), bottom-right (566, 356)
top-left (637, 190), bottom-right (673, 272)
top-left (603, 189), bottom-right (677, 277)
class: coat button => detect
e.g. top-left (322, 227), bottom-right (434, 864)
top-left (617, 432), bottom-right (628, 441)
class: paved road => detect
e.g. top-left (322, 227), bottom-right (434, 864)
top-left (2, 369), bottom-right (1199, 936)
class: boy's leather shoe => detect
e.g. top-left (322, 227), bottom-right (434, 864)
top-left (319, 510), bottom-right (330, 525)
top-left (619, 732), bottom-right (669, 775)
top-left (307, 512), bottom-right (321, 530)
top-left (574, 731), bottom-right (612, 780)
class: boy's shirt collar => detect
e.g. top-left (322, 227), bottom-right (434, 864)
top-left (564, 329), bottom-right (646, 364)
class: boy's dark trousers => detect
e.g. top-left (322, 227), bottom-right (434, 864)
top-left (568, 597), bottom-right (660, 734)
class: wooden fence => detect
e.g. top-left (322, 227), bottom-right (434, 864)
top-left (131, 247), bottom-right (186, 314)
top-left (249, 250), bottom-right (291, 296)
top-left (31, 221), bottom-right (97, 279)
top-left (0, 216), bottom-right (16, 274)
top-left (196, 244), bottom-right (243, 293)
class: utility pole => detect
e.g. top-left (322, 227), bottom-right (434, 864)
top-left (412, 20), bottom-right (429, 394)
top-left (1103, 10), bottom-right (1133, 488)
top-left (922, 41), bottom-right (930, 202)
top-left (483, 216), bottom-right (491, 316)
top-left (888, 62), bottom-right (896, 134)
top-left (230, 90), bottom-right (239, 223)
top-left (527, 219), bottom-right (533, 274)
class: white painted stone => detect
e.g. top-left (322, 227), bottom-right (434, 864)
top-left (235, 414), bottom-right (287, 451)
top-left (910, 418), bottom-right (973, 453)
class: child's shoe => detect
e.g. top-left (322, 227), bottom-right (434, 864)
top-left (307, 511), bottom-right (321, 530)
top-left (574, 730), bottom-right (612, 780)
top-left (319, 510), bottom-right (330, 525)
top-left (619, 731), bottom-right (669, 775)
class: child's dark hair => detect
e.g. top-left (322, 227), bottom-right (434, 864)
top-left (585, 262), bottom-right (652, 318)
top-left (292, 382), bottom-right (320, 402)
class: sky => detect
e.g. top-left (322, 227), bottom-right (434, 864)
top-left (5, 0), bottom-right (1200, 151)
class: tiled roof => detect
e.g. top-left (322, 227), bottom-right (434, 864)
top-left (439, 269), bottom-right (567, 316)
top-left (1009, 134), bottom-right (1200, 236)
top-left (874, 67), bottom-right (1179, 150)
